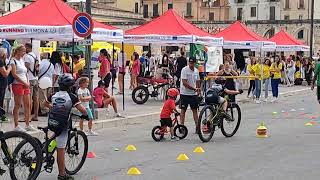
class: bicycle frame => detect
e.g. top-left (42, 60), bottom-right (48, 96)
top-left (159, 114), bottom-right (179, 135)
top-left (0, 131), bottom-right (14, 171)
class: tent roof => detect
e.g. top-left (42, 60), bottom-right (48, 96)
top-left (269, 29), bottom-right (304, 45)
top-left (214, 21), bottom-right (266, 42)
top-left (0, 0), bottom-right (117, 30)
top-left (125, 9), bottom-right (211, 37)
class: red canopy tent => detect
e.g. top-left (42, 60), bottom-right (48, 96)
top-left (125, 9), bottom-right (222, 46)
top-left (213, 21), bottom-right (275, 50)
top-left (0, 0), bottom-right (123, 41)
top-left (269, 29), bottom-right (309, 51)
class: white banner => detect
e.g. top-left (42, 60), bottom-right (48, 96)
top-left (223, 40), bottom-right (276, 50)
top-left (0, 25), bottom-right (124, 42)
top-left (206, 46), bottom-right (223, 73)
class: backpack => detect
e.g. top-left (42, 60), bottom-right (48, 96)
top-left (27, 53), bottom-right (39, 77)
top-left (7, 59), bottom-right (16, 85)
top-left (48, 92), bottom-right (73, 136)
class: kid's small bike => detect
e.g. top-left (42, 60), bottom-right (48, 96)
top-left (151, 113), bottom-right (188, 141)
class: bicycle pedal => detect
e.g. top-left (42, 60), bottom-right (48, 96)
top-left (44, 165), bottom-right (53, 173)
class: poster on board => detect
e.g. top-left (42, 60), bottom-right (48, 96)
top-left (206, 46), bottom-right (223, 73)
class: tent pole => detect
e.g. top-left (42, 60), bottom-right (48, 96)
top-left (122, 42), bottom-right (125, 111)
top-left (112, 43), bottom-right (115, 95)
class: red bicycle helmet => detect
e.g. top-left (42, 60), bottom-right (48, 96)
top-left (167, 88), bottom-right (179, 98)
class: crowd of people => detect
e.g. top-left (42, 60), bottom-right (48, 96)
top-left (0, 43), bottom-right (124, 134)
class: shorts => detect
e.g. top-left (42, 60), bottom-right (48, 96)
top-left (103, 73), bottom-right (111, 88)
top-left (111, 69), bottom-right (117, 79)
top-left (206, 94), bottom-right (225, 104)
top-left (119, 67), bottom-right (126, 75)
top-left (12, 84), bottom-right (30, 96)
top-left (29, 79), bottom-right (39, 98)
top-left (82, 108), bottom-right (94, 120)
top-left (56, 129), bottom-right (68, 149)
top-left (160, 118), bottom-right (173, 127)
top-left (180, 95), bottom-right (199, 110)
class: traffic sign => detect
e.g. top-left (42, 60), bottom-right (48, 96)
top-left (77, 39), bottom-right (93, 46)
top-left (72, 13), bottom-right (94, 38)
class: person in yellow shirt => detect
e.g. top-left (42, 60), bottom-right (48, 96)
top-left (247, 57), bottom-right (256, 98)
top-left (252, 58), bottom-right (263, 103)
top-left (270, 56), bottom-right (283, 102)
top-left (72, 55), bottom-right (85, 78)
top-left (262, 58), bottom-right (271, 101)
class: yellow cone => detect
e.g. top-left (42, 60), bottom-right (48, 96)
top-left (127, 167), bottom-right (141, 175)
top-left (305, 122), bottom-right (313, 126)
top-left (193, 147), bottom-right (205, 153)
top-left (256, 122), bottom-right (268, 138)
top-left (177, 153), bottom-right (189, 161)
top-left (272, 112), bottom-right (277, 115)
top-left (126, 145), bottom-right (137, 151)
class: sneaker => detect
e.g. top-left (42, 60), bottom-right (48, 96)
top-left (255, 99), bottom-right (261, 104)
top-left (170, 136), bottom-right (179, 141)
top-left (1, 116), bottom-right (10, 123)
top-left (58, 174), bottom-right (74, 180)
top-left (14, 125), bottom-right (27, 132)
top-left (115, 113), bottom-right (125, 118)
top-left (25, 125), bottom-right (38, 131)
top-left (270, 97), bottom-right (278, 103)
top-left (87, 130), bottom-right (98, 136)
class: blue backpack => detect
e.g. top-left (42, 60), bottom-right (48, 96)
top-left (7, 59), bottom-right (16, 85)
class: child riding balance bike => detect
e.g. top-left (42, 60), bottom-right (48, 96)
top-left (151, 88), bottom-right (188, 141)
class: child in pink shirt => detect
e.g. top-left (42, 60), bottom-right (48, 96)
top-left (93, 80), bottom-right (123, 118)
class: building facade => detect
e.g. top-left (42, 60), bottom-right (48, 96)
top-left (229, 0), bottom-right (281, 21)
top-left (140, 0), bottom-right (230, 21)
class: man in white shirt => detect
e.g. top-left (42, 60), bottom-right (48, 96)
top-left (180, 57), bottom-right (201, 133)
top-left (117, 50), bottom-right (127, 94)
top-left (38, 53), bottom-right (54, 116)
top-left (24, 43), bottom-right (39, 121)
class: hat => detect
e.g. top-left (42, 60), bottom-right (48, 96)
top-left (189, 57), bottom-right (196, 63)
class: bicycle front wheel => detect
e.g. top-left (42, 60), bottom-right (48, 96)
top-left (3, 131), bottom-right (42, 180)
top-left (198, 105), bottom-right (216, 142)
top-left (65, 131), bottom-right (88, 175)
top-left (221, 103), bottom-right (241, 137)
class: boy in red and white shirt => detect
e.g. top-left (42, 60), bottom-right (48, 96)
top-left (160, 88), bottom-right (180, 141)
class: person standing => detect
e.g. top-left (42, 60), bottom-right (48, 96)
top-left (131, 52), bottom-right (141, 89)
top-left (252, 58), bottom-right (263, 104)
top-left (175, 51), bottom-right (187, 88)
top-left (38, 53), bottom-right (54, 116)
top-left (312, 59), bottom-right (320, 103)
top-left (270, 56), bottom-right (282, 102)
top-left (111, 49), bottom-right (118, 89)
top-left (217, 61), bottom-right (238, 102)
top-left (99, 49), bottom-right (111, 92)
top-left (51, 51), bottom-right (64, 93)
top-left (0, 48), bottom-right (11, 109)
top-left (10, 45), bottom-right (36, 131)
top-left (262, 58), bottom-right (271, 102)
top-left (247, 57), bottom-right (256, 98)
top-left (180, 57), bottom-right (201, 133)
top-left (24, 43), bottom-right (39, 121)
top-left (287, 57), bottom-right (295, 86)
top-left (117, 50), bottom-right (127, 95)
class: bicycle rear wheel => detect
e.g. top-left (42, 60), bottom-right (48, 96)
top-left (151, 126), bottom-right (164, 142)
top-left (2, 131), bottom-right (42, 180)
top-left (198, 105), bottom-right (216, 142)
top-left (65, 131), bottom-right (88, 175)
top-left (221, 103), bottom-right (241, 137)
top-left (132, 86), bottom-right (149, 104)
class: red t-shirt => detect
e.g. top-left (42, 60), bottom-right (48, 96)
top-left (160, 99), bottom-right (176, 119)
top-left (93, 87), bottom-right (107, 106)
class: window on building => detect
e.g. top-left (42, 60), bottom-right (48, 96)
top-left (298, 0), bottom-right (304, 9)
top-left (135, 2), bottom-right (139, 13)
top-left (297, 30), bottom-right (304, 39)
top-left (213, 0), bottom-right (220, 7)
top-left (237, 8), bottom-right (243, 20)
top-left (270, 6), bottom-right (275, 20)
top-left (285, 0), bottom-right (290, 9)
top-left (237, 0), bottom-right (244, 3)
top-left (186, 2), bottom-right (192, 16)
top-left (299, 14), bottom-right (303, 19)
top-left (209, 12), bottom-right (215, 21)
top-left (153, 4), bottom-right (159, 17)
top-left (250, 7), bottom-right (256, 17)
top-left (143, 4), bottom-right (148, 18)
top-left (284, 15), bottom-right (290, 20)
top-left (168, 3), bottom-right (173, 9)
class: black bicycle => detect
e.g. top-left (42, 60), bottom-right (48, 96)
top-left (14, 113), bottom-right (88, 176)
top-left (198, 95), bottom-right (241, 142)
top-left (0, 107), bottom-right (42, 180)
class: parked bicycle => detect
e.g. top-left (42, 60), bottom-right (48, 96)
top-left (14, 113), bottom-right (88, 177)
top-left (198, 95), bottom-right (241, 142)
top-left (151, 113), bottom-right (188, 141)
top-left (0, 107), bottom-right (42, 180)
